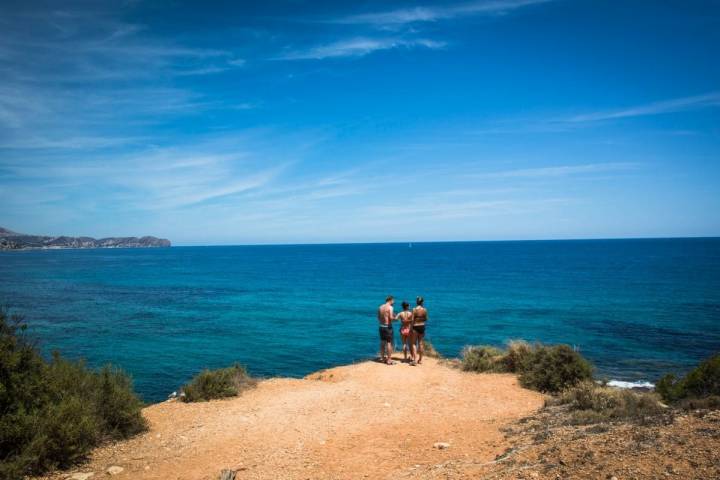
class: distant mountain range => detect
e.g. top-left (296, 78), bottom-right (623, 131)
top-left (0, 227), bottom-right (171, 250)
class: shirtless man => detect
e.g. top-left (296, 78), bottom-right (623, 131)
top-left (377, 295), bottom-right (395, 365)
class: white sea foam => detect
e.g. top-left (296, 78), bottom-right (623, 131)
top-left (606, 380), bottom-right (655, 389)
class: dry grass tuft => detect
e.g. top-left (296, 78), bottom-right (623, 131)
top-left (182, 364), bottom-right (256, 402)
top-left (558, 381), bottom-right (665, 424)
top-left (422, 339), bottom-right (442, 358)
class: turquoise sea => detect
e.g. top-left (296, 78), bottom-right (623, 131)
top-left (1, 238), bottom-right (719, 403)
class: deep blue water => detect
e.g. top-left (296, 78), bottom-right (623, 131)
top-left (1, 238), bottom-right (719, 402)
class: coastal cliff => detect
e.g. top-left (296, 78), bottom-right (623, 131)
top-left (38, 358), bottom-right (544, 480)
top-left (0, 227), bottom-right (171, 250)
top-left (28, 356), bottom-right (720, 480)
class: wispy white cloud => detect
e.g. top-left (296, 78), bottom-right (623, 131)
top-left (358, 197), bottom-right (570, 223)
top-left (0, 4), bottom-right (250, 147)
top-left (467, 92), bottom-right (720, 136)
top-left (0, 132), bottom-right (302, 212)
top-left (0, 83), bottom-right (207, 137)
top-left (275, 37), bottom-right (445, 60)
top-left (0, 135), bottom-right (148, 151)
top-left (472, 163), bottom-right (639, 179)
top-left (1, 9), bottom-right (242, 83)
top-left (148, 168), bottom-right (285, 209)
top-left (232, 102), bottom-right (257, 110)
top-left (565, 92), bottom-right (720, 123)
top-left (335, 0), bottom-right (553, 27)
top-left (227, 58), bottom-right (247, 67)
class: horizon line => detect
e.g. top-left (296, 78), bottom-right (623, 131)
top-left (172, 235), bottom-right (720, 248)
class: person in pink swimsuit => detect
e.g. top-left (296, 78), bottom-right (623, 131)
top-left (395, 301), bottom-right (413, 362)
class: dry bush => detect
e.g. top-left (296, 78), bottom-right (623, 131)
top-left (182, 364), bottom-right (256, 402)
top-left (460, 345), bottom-right (507, 373)
top-left (560, 381), bottom-right (664, 424)
top-left (503, 340), bottom-right (533, 372)
top-left (422, 339), bottom-right (441, 358)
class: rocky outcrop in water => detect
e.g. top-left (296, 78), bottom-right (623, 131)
top-left (0, 227), bottom-right (171, 250)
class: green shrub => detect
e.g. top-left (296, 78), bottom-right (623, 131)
top-left (655, 373), bottom-right (681, 402)
top-left (182, 363), bottom-right (256, 402)
top-left (29, 395), bottom-right (99, 470)
top-left (461, 341), bottom-right (593, 393)
top-left (559, 381), bottom-right (663, 424)
top-left (683, 354), bottom-right (720, 397)
top-left (656, 354), bottom-right (720, 408)
top-left (503, 340), bottom-right (533, 372)
top-left (93, 365), bottom-right (147, 438)
top-left (0, 308), bottom-right (147, 479)
top-left (519, 344), bottom-right (593, 393)
top-left (461, 345), bottom-right (507, 373)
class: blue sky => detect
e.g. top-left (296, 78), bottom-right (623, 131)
top-left (1, 0), bottom-right (719, 245)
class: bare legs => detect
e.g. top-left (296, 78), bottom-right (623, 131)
top-left (417, 334), bottom-right (424, 364)
top-left (409, 332), bottom-right (425, 365)
top-left (380, 339), bottom-right (394, 364)
top-left (401, 334), bottom-right (410, 361)
top-left (385, 340), bottom-right (394, 364)
top-left (410, 332), bottom-right (417, 365)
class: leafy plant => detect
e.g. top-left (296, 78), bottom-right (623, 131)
top-left (519, 344), bottom-right (593, 393)
top-left (656, 353), bottom-right (720, 408)
top-left (461, 341), bottom-right (592, 393)
top-left (182, 363), bottom-right (256, 402)
top-left (0, 307), bottom-right (147, 479)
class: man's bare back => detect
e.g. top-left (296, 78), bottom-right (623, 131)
top-left (378, 302), bottom-right (393, 326)
top-left (377, 296), bottom-right (395, 364)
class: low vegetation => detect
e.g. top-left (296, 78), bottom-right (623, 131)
top-left (655, 353), bottom-right (720, 409)
top-left (461, 340), bottom-right (592, 393)
top-left (458, 340), bottom-right (690, 423)
top-left (521, 344), bottom-right (593, 393)
top-left (181, 364), bottom-right (256, 402)
top-left (0, 308), bottom-right (146, 480)
top-left (460, 345), bottom-right (507, 372)
top-left (555, 380), bottom-right (664, 424)
top-left (422, 339), bottom-right (441, 358)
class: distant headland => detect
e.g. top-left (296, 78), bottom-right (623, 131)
top-left (0, 227), bottom-right (171, 250)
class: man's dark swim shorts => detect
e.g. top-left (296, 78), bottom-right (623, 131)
top-left (379, 325), bottom-right (393, 342)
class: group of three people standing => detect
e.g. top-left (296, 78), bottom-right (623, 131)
top-left (377, 295), bottom-right (428, 366)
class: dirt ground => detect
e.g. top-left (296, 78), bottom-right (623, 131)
top-left (480, 405), bottom-right (720, 480)
top-left (43, 356), bottom-right (543, 480)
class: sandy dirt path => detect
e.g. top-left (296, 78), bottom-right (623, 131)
top-left (50, 357), bottom-right (544, 480)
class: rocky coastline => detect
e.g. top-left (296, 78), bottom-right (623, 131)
top-left (0, 227), bottom-right (171, 250)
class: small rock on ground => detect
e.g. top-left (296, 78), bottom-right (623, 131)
top-left (106, 466), bottom-right (124, 475)
top-left (68, 473), bottom-right (94, 480)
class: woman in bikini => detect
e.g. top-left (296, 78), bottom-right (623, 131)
top-left (410, 296), bottom-right (428, 366)
top-left (395, 301), bottom-right (413, 362)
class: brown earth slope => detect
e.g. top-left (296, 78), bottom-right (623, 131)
top-left (45, 357), bottom-right (543, 480)
top-left (482, 406), bottom-right (720, 480)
